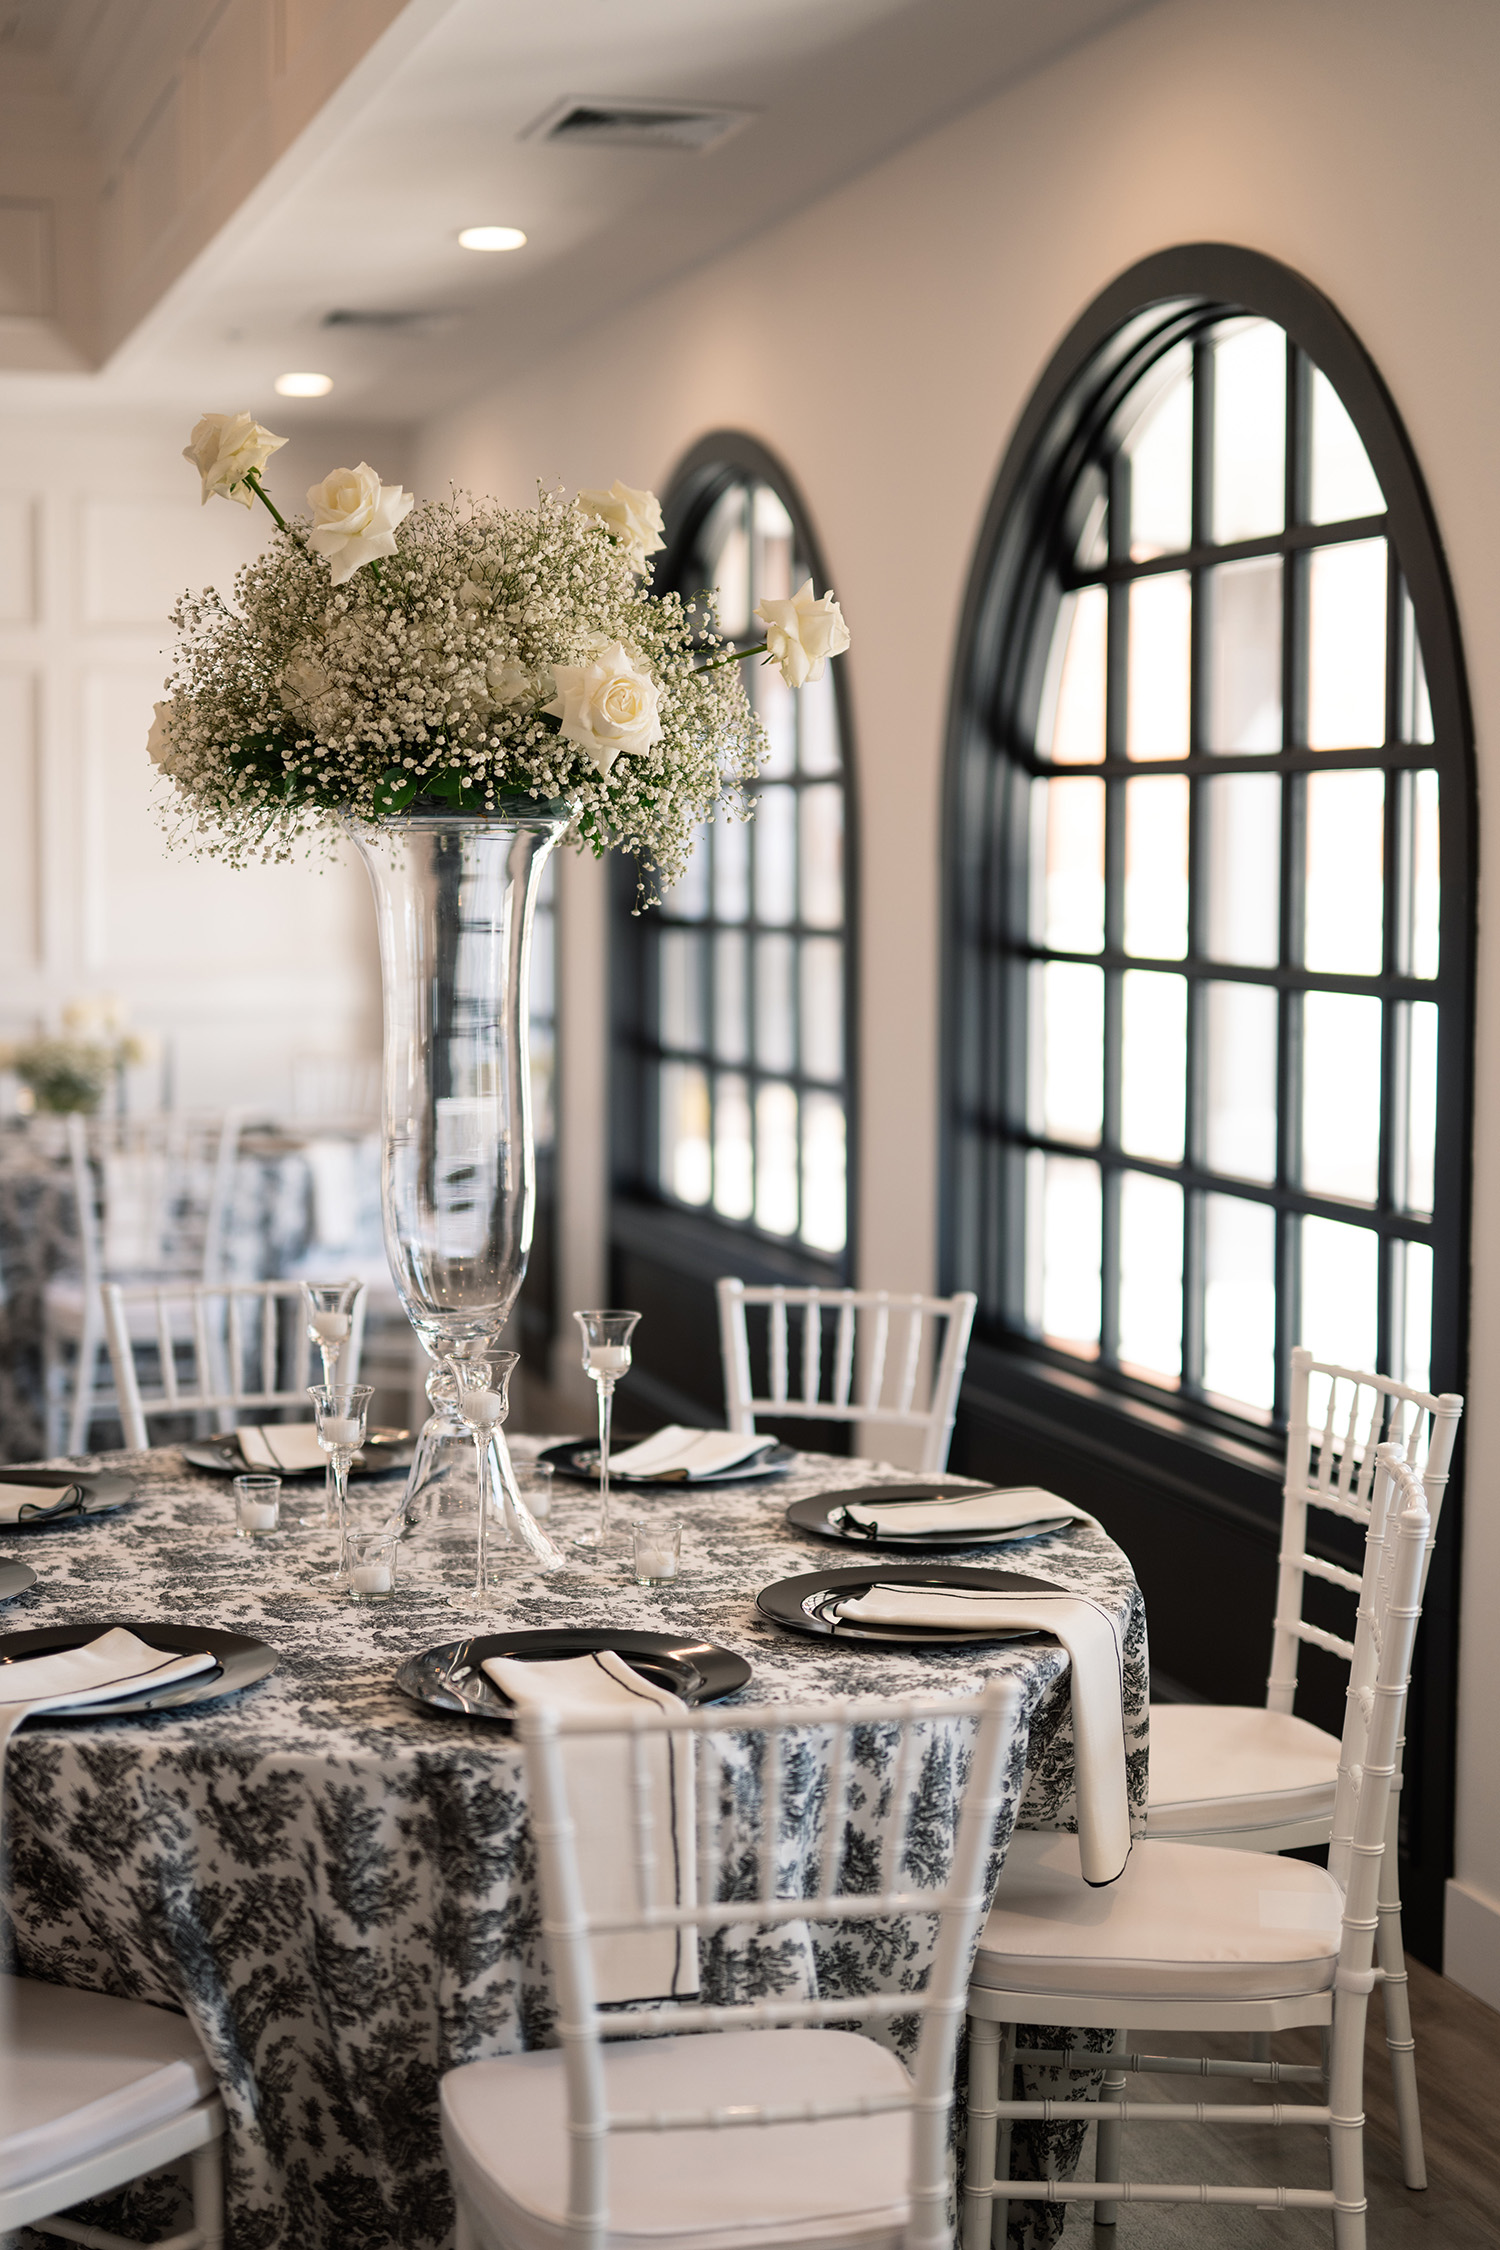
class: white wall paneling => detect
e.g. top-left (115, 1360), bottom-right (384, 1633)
top-left (0, 666), bottom-right (40, 967)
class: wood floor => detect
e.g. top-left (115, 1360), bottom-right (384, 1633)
top-left (1051, 1956), bottom-right (1500, 2245)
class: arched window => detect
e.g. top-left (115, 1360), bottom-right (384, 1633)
top-left (611, 436), bottom-right (856, 1422)
top-left (943, 249), bottom-right (1472, 1949)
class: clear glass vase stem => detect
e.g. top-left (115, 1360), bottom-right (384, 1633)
top-left (594, 1376), bottom-right (614, 1547)
top-left (473, 1433), bottom-right (491, 1603)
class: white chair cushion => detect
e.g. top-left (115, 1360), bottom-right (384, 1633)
top-left (0, 1977), bottom-right (216, 2193)
top-left (969, 1832), bottom-right (1343, 2002)
top-left (1145, 1704), bottom-right (1340, 1834)
top-left (441, 2028), bottom-right (910, 2250)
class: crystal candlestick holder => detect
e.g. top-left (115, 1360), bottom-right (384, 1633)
top-left (309, 1382), bottom-right (374, 1590)
top-left (572, 1310), bottom-right (640, 1552)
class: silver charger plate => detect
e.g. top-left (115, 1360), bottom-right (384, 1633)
top-left (0, 1620), bottom-right (278, 1716)
top-left (0, 1468), bottom-right (135, 1528)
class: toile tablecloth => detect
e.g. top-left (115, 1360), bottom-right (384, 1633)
top-left (0, 1440), bottom-right (1149, 2250)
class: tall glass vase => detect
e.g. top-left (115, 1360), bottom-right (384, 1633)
top-left (350, 798), bottom-right (573, 1571)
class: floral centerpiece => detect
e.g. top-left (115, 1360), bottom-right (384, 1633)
top-left (0, 997), bottom-right (155, 1115)
top-left (151, 412), bottom-right (850, 899)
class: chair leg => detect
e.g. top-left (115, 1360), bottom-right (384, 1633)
top-left (1328, 1990), bottom-right (1370, 2250)
top-left (1378, 1790), bottom-right (1427, 2189)
top-left (991, 2025), bottom-right (1014, 2250)
top-left (192, 2136), bottom-right (225, 2250)
top-left (67, 1320), bottom-right (98, 1454)
top-left (1094, 2029), bottom-right (1126, 2228)
top-left (964, 2016), bottom-right (1001, 2250)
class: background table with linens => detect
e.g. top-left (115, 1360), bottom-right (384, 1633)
top-left (0, 1440), bottom-right (1149, 2250)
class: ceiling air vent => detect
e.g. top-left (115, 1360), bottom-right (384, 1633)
top-left (523, 96), bottom-right (754, 154)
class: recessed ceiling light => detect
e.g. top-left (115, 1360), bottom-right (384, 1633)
top-left (275, 371), bottom-right (334, 398)
top-left (458, 225), bottom-right (527, 253)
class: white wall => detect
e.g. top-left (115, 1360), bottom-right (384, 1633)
top-left (0, 410), bottom-right (408, 1112)
top-left (412, 0), bottom-right (1500, 1997)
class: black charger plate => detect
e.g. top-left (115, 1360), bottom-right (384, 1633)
top-left (0, 1620), bottom-right (277, 1716)
top-left (0, 1467), bottom-right (134, 1527)
top-left (757, 1562), bottom-right (1061, 1644)
top-left (181, 1430), bottom-right (413, 1481)
top-left (540, 1438), bottom-right (792, 1489)
top-left (785, 1485), bottom-right (1072, 1550)
top-left (398, 1627), bottom-right (751, 1722)
top-left (0, 1560), bottom-right (37, 1599)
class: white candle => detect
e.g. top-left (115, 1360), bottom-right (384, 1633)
top-left (241, 1500), bottom-right (278, 1531)
top-left (588, 1345), bottom-right (631, 1377)
top-left (323, 1416), bottom-right (362, 1446)
top-left (312, 1311), bottom-right (351, 1342)
top-left (469, 1391), bottom-right (508, 1425)
top-left (351, 1562), bottom-right (393, 1594)
top-left (635, 1541), bottom-right (678, 1581)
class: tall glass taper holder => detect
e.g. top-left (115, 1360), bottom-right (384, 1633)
top-left (309, 1383), bottom-right (373, 1590)
top-left (300, 1280), bottom-right (364, 1531)
top-left (446, 1352), bottom-right (519, 1611)
top-left (573, 1310), bottom-right (640, 1550)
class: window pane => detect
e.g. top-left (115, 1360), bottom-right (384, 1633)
top-left (1127, 573), bottom-right (1191, 758)
top-left (799, 667), bottom-right (841, 775)
top-left (1206, 556), bottom-right (1282, 752)
top-left (1205, 982), bottom-right (1279, 1182)
top-left (1125, 345), bottom-right (1192, 559)
top-left (800, 785), bottom-right (843, 927)
top-left (1040, 586), bottom-right (1107, 765)
top-left (713, 931), bottom-right (748, 1063)
top-left (714, 816), bottom-right (750, 922)
top-left (1031, 962), bottom-right (1103, 1143)
top-left (1203, 773), bottom-right (1281, 966)
top-left (1301, 1214), bottom-right (1379, 1372)
top-left (1121, 971), bottom-right (1186, 1162)
top-left (754, 784), bottom-right (797, 925)
top-left (754, 1081), bottom-right (798, 1236)
top-left (1307, 538), bottom-right (1387, 750)
top-left (801, 1091), bottom-right (846, 1254)
top-left (1212, 320), bottom-right (1285, 544)
top-left (702, 487), bottom-right (751, 637)
top-left (663, 822), bottom-right (709, 920)
top-left (752, 662), bottom-right (797, 777)
top-left (1399, 1240), bottom-right (1433, 1394)
top-left (800, 938), bottom-right (843, 1083)
top-left (1400, 591), bottom-right (1435, 746)
top-left (1203, 1192), bottom-right (1276, 1413)
top-left (1309, 367), bottom-right (1384, 525)
top-left (1303, 769), bottom-right (1384, 975)
top-left (755, 935), bottom-right (795, 1074)
top-left (660, 1062), bottom-right (710, 1205)
top-left (1032, 775), bottom-right (1105, 952)
top-left (1408, 769), bottom-right (1440, 978)
top-left (661, 929), bottom-right (706, 1051)
top-left (753, 481), bottom-right (794, 599)
top-left (713, 1072), bottom-right (752, 1220)
top-left (1403, 1000), bottom-right (1438, 1217)
top-left (1119, 1172), bottom-right (1183, 1382)
top-left (1124, 775), bottom-right (1189, 957)
top-left (1026, 1150), bottom-right (1101, 1353)
top-left (1073, 462), bottom-right (1108, 568)
top-left (1302, 992), bottom-right (1382, 1205)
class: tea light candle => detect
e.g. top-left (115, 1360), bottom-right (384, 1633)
top-left (240, 1500), bottom-right (278, 1533)
top-left (468, 1390), bottom-right (508, 1425)
top-left (323, 1416), bottom-right (362, 1447)
top-left (311, 1311), bottom-right (352, 1342)
top-left (351, 1562), bottom-right (392, 1595)
top-left (588, 1345), bottom-right (631, 1377)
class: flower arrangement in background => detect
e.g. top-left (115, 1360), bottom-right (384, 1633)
top-left (153, 417), bottom-right (850, 897)
top-left (0, 997), bottom-right (156, 1115)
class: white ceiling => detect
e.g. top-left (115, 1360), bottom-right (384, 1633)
top-left (3, 0), bottom-right (1152, 428)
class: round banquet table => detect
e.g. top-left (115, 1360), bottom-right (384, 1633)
top-left (0, 1440), bottom-right (1149, 2250)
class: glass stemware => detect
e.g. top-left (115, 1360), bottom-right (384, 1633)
top-left (572, 1310), bottom-right (641, 1550)
top-left (309, 1382), bottom-right (374, 1589)
top-left (446, 1352), bottom-right (519, 1611)
top-left (300, 1281), bottom-right (364, 1529)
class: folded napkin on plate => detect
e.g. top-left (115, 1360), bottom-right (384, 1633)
top-left (609, 1426), bottom-right (775, 1480)
top-left (483, 1650), bottom-right (698, 2004)
top-left (0, 1628), bottom-right (216, 1758)
top-left (835, 1485), bottom-right (1093, 1542)
top-left (829, 1583), bottom-right (1130, 1886)
top-left (235, 1424), bottom-right (327, 1474)
top-left (0, 1483), bottom-right (85, 1524)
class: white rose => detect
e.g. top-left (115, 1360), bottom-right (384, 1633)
top-left (146, 699), bottom-right (179, 772)
top-left (754, 578), bottom-right (851, 689)
top-left (486, 655), bottom-right (537, 706)
top-left (306, 462), bottom-right (415, 586)
top-left (576, 479), bottom-right (666, 574)
top-left (545, 640), bottom-right (664, 777)
top-left (182, 411), bottom-right (286, 508)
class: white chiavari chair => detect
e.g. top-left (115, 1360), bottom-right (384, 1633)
top-left (440, 1677), bottom-right (1019, 2250)
top-left (716, 1279), bottom-right (978, 1473)
top-left (964, 1445), bottom-right (1429, 2248)
top-left (1146, 1345), bottom-right (1461, 2184)
top-left (102, 1278), bottom-right (366, 1450)
top-left (0, 1976), bottom-right (224, 2249)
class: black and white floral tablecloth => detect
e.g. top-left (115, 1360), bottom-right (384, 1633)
top-left (0, 1441), bottom-right (1148, 2250)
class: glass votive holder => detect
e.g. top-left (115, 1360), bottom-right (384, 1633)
top-left (632, 1516), bottom-right (681, 1586)
top-left (347, 1527), bottom-right (399, 1603)
top-left (234, 1474), bottom-right (281, 1540)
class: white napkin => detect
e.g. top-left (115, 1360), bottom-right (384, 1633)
top-left (236, 1425), bottom-right (327, 1474)
top-left (0, 1483), bottom-right (85, 1524)
top-left (836, 1486), bottom-right (1093, 1542)
top-left (483, 1650), bottom-right (698, 2004)
top-left (830, 1584), bottom-right (1131, 1886)
top-left (0, 1628), bottom-right (216, 1759)
top-left (609, 1426), bottom-right (776, 1479)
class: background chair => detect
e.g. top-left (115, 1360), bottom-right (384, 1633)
top-left (43, 1110), bottom-right (243, 1453)
top-left (1146, 1345), bottom-right (1462, 2186)
top-left (964, 1446), bottom-right (1429, 2247)
top-left (0, 1975), bottom-right (224, 2249)
top-left (102, 1277), bottom-right (366, 1450)
top-left (441, 1677), bottom-right (1017, 2250)
top-left (716, 1279), bottom-right (977, 1472)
